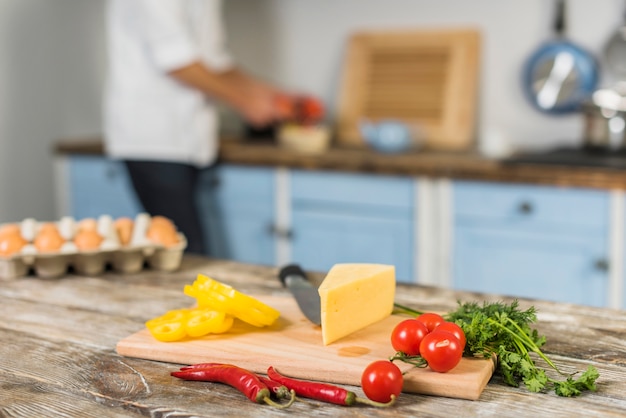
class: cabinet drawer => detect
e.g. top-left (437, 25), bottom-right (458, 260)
top-left (68, 156), bottom-right (141, 219)
top-left (454, 181), bottom-right (609, 230)
top-left (211, 165), bottom-right (275, 208)
top-left (291, 170), bottom-right (414, 212)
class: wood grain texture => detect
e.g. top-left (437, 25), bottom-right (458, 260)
top-left (336, 28), bottom-right (480, 151)
top-left (116, 295), bottom-right (495, 401)
top-left (2, 255), bottom-right (626, 417)
top-left (55, 138), bottom-right (626, 190)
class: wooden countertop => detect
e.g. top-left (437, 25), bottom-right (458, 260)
top-left (54, 138), bottom-right (626, 190)
top-left (3, 255), bottom-right (626, 417)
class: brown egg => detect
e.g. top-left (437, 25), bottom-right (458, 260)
top-left (0, 228), bottom-right (27, 256)
top-left (114, 217), bottom-right (134, 246)
top-left (74, 228), bottom-right (104, 251)
top-left (78, 218), bottom-right (98, 231)
top-left (34, 223), bottom-right (65, 253)
top-left (146, 216), bottom-right (179, 247)
top-left (0, 223), bottom-right (21, 237)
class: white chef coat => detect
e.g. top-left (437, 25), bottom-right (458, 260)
top-left (104, 0), bottom-right (234, 167)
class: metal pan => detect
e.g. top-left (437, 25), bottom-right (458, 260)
top-left (522, 0), bottom-right (599, 114)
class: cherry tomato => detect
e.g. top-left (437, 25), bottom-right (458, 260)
top-left (361, 360), bottom-right (403, 403)
top-left (435, 321), bottom-right (467, 351)
top-left (415, 312), bottom-right (445, 332)
top-left (391, 319), bottom-right (429, 355)
top-left (419, 330), bottom-right (463, 373)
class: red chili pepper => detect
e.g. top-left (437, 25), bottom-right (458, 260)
top-left (258, 375), bottom-right (295, 400)
top-left (172, 363), bottom-right (293, 408)
top-left (266, 366), bottom-right (394, 407)
top-left (181, 363), bottom-right (295, 402)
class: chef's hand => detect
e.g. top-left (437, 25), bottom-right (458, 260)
top-left (168, 62), bottom-right (295, 128)
top-left (235, 81), bottom-right (296, 128)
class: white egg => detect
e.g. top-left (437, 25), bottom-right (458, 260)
top-left (130, 212), bottom-right (151, 246)
top-left (58, 216), bottom-right (76, 240)
top-left (20, 218), bottom-right (38, 241)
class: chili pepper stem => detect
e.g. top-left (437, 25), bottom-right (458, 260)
top-left (262, 390), bottom-right (296, 409)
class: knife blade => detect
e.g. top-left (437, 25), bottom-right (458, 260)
top-left (279, 264), bottom-right (321, 326)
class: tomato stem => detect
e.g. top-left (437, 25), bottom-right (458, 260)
top-left (393, 303), bottom-right (423, 317)
top-left (389, 351), bottom-right (428, 368)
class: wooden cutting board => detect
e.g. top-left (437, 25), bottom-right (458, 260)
top-left (116, 295), bottom-right (495, 400)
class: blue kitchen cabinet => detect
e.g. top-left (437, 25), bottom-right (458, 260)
top-left (198, 164), bottom-right (276, 265)
top-left (289, 170), bottom-right (416, 282)
top-left (67, 156), bottom-right (142, 219)
top-left (453, 181), bottom-right (610, 307)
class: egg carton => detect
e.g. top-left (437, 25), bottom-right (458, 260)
top-left (0, 213), bottom-right (187, 279)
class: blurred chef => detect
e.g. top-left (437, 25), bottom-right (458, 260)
top-left (104, 0), bottom-right (294, 254)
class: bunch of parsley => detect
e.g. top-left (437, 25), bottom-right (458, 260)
top-left (394, 300), bottom-right (599, 396)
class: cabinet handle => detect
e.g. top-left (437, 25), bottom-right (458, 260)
top-left (593, 259), bottom-right (609, 272)
top-left (518, 201), bottom-right (533, 214)
top-left (267, 224), bottom-right (293, 240)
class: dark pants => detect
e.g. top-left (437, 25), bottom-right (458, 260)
top-left (124, 160), bottom-right (207, 255)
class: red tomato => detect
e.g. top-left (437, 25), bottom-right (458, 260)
top-left (419, 330), bottom-right (463, 373)
top-left (435, 322), bottom-right (467, 351)
top-left (390, 319), bottom-right (429, 355)
top-left (361, 360), bottom-right (403, 403)
top-left (415, 312), bottom-right (445, 332)
top-left (298, 96), bottom-right (324, 122)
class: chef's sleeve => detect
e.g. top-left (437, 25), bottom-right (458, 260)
top-left (134, 0), bottom-right (202, 72)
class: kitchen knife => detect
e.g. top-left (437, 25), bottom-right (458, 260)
top-left (279, 264), bottom-right (321, 326)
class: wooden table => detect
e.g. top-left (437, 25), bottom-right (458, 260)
top-left (2, 255), bottom-right (626, 417)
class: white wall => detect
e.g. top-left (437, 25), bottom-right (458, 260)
top-left (0, 0), bottom-right (105, 222)
top-left (223, 0), bottom-right (625, 153)
top-left (0, 0), bottom-right (623, 223)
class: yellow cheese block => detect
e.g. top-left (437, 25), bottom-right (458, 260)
top-left (318, 263), bottom-right (396, 345)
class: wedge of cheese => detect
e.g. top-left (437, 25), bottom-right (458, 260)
top-left (318, 263), bottom-right (396, 345)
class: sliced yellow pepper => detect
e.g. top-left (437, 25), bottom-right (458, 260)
top-left (145, 309), bottom-right (190, 342)
top-left (145, 274), bottom-right (280, 342)
top-left (184, 274), bottom-right (280, 327)
top-left (185, 308), bottom-right (230, 337)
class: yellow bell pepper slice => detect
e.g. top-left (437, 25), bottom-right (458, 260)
top-left (184, 274), bottom-right (280, 327)
top-left (145, 309), bottom-right (190, 342)
top-left (185, 308), bottom-right (230, 337)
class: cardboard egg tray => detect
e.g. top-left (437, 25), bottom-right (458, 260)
top-left (0, 213), bottom-right (187, 279)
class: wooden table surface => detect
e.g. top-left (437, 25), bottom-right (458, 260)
top-left (2, 255), bottom-right (626, 417)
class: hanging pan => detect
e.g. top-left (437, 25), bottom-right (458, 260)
top-left (604, 0), bottom-right (626, 83)
top-left (522, 0), bottom-right (599, 114)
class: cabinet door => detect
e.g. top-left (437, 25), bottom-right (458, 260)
top-left (198, 165), bottom-right (276, 265)
top-left (290, 170), bottom-right (415, 282)
top-left (68, 156), bottom-right (141, 219)
top-left (453, 181), bottom-right (610, 307)
top-left (454, 226), bottom-right (608, 306)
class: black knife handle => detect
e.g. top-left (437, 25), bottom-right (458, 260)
top-left (279, 264), bottom-right (308, 285)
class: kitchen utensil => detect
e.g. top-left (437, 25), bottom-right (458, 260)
top-left (582, 97), bottom-right (626, 150)
top-left (117, 294), bottom-right (495, 400)
top-left (359, 120), bottom-right (416, 153)
top-left (522, 0), bottom-right (598, 114)
top-left (278, 264), bottom-right (321, 325)
top-left (604, 1), bottom-right (626, 81)
top-left (336, 28), bottom-right (480, 151)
